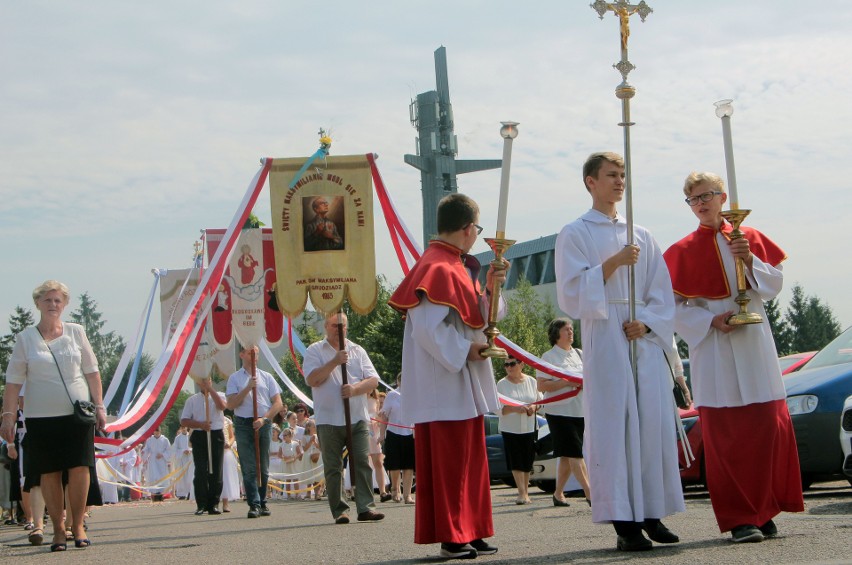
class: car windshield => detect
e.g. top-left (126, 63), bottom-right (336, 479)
top-left (800, 326), bottom-right (852, 371)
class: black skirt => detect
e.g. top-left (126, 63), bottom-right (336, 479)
top-left (383, 430), bottom-right (415, 470)
top-left (501, 431), bottom-right (536, 472)
top-left (24, 414), bottom-right (95, 474)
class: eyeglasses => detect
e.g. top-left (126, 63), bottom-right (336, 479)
top-left (685, 191), bottom-right (722, 206)
top-left (466, 223), bottom-right (484, 235)
top-left (504, 361), bottom-right (519, 367)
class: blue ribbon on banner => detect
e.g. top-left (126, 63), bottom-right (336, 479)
top-left (288, 146), bottom-right (329, 189)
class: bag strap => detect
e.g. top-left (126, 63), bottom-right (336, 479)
top-left (35, 325), bottom-right (77, 410)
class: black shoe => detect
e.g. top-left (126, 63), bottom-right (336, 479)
top-left (731, 525), bottom-right (763, 543)
top-left (247, 506), bottom-right (260, 519)
top-left (259, 505), bottom-right (271, 517)
top-left (194, 509), bottom-right (205, 516)
top-left (642, 520), bottom-right (680, 544)
top-left (207, 507), bottom-right (222, 515)
top-left (335, 514), bottom-right (350, 524)
top-left (759, 519), bottom-right (777, 538)
top-left (469, 539), bottom-right (497, 555)
top-left (616, 532), bottom-right (653, 551)
top-left (552, 495), bottom-right (570, 507)
top-left (357, 510), bottom-right (385, 522)
top-left (439, 543), bottom-right (477, 559)
top-left (379, 493), bottom-right (393, 503)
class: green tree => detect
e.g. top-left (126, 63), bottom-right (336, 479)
top-left (764, 298), bottom-right (791, 355)
top-left (492, 277), bottom-right (557, 379)
top-left (344, 276), bottom-right (405, 382)
top-left (784, 283), bottom-right (842, 353)
top-left (69, 292), bottom-right (126, 372)
top-left (277, 322), bottom-right (322, 410)
top-left (1, 306), bottom-right (35, 378)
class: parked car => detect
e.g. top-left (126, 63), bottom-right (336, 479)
top-left (841, 395), bottom-right (852, 480)
top-left (678, 330), bottom-right (852, 489)
top-left (484, 413), bottom-right (581, 494)
top-left (779, 351), bottom-right (817, 374)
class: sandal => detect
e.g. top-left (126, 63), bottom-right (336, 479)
top-left (65, 529), bottom-right (74, 541)
top-left (74, 538), bottom-right (92, 548)
top-left (23, 521), bottom-right (35, 530)
top-left (28, 528), bottom-right (44, 546)
top-left (50, 543), bottom-right (67, 552)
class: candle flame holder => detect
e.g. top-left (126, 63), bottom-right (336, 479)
top-left (719, 208), bottom-right (762, 326)
top-left (480, 236), bottom-right (515, 359)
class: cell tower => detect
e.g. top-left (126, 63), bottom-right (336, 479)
top-left (404, 46), bottom-right (501, 245)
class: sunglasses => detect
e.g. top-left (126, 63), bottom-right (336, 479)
top-left (504, 361), bottom-right (519, 367)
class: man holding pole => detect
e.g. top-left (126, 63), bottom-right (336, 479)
top-left (303, 313), bottom-right (384, 525)
top-left (226, 346), bottom-right (283, 518)
top-left (180, 378), bottom-right (228, 516)
top-left (554, 152), bottom-right (684, 552)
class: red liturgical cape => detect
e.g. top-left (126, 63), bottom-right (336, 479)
top-left (664, 222), bottom-right (786, 299)
top-left (388, 239), bottom-right (485, 329)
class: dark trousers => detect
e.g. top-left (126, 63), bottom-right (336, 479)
top-left (190, 430), bottom-right (225, 511)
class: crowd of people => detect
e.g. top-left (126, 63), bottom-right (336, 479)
top-left (1, 151), bottom-right (804, 559)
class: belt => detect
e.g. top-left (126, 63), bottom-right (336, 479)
top-left (234, 416), bottom-right (258, 423)
top-left (608, 299), bottom-right (646, 306)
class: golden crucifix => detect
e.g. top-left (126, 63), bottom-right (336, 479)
top-left (591, 1), bottom-right (653, 60)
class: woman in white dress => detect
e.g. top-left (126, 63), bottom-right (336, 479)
top-left (367, 391), bottom-right (390, 501)
top-left (171, 427), bottom-right (193, 500)
top-left (220, 416), bottom-right (242, 512)
top-left (286, 412), bottom-right (306, 499)
top-left (268, 426), bottom-right (284, 499)
top-left (279, 427), bottom-right (302, 500)
top-left (301, 419), bottom-right (323, 500)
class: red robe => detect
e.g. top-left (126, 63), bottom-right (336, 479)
top-left (664, 222), bottom-right (786, 299)
top-left (389, 239), bottom-right (493, 545)
top-left (388, 239), bottom-right (485, 328)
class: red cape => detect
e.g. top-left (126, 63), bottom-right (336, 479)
top-left (388, 239), bottom-right (485, 329)
top-left (664, 222), bottom-right (786, 299)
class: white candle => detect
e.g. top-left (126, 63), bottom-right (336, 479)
top-left (714, 100), bottom-right (739, 210)
top-left (496, 122), bottom-right (519, 235)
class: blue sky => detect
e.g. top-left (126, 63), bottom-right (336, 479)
top-left (2, 1), bottom-right (851, 352)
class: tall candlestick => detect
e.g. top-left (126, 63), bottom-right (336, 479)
top-left (714, 99), bottom-right (739, 210)
top-left (496, 121), bottom-right (519, 236)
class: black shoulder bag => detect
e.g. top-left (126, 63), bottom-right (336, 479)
top-left (36, 327), bottom-right (97, 425)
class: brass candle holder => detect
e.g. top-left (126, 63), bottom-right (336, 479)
top-left (480, 235), bottom-right (515, 359)
top-left (719, 208), bottom-right (762, 325)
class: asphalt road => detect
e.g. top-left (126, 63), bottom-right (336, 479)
top-left (1, 481), bottom-right (850, 564)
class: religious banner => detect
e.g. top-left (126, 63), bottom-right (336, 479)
top-left (206, 228), bottom-right (284, 347)
top-left (159, 269), bottom-right (235, 388)
top-left (269, 153), bottom-right (377, 316)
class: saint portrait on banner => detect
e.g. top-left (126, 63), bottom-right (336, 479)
top-left (303, 195), bottom-right (345, 252)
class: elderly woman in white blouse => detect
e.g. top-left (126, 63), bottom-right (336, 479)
top-left (1, 280), bottom-right (106, 552)
top-left (496, 355), bottom-right (541, 505)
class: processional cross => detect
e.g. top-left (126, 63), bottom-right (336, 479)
top-left (589, 0), bottom-right (652, 385)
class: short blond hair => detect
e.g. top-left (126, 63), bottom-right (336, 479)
top-left (683, 171), bottom-right (725, 197)
top-left (32, 280), bottom-right (70, 306)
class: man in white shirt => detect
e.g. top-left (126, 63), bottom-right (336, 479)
top-left (226, 346), bottom-right (283, 519)
top-left (303, 313), bottom-right (384, 525)
top-left (181, 378), bottom-right (228, 516)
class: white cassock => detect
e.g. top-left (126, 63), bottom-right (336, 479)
top-left (555, 209), bottom-right (685, 524)
top-left (97, 448), bottom-right (119, 504)
top-left (673, 237), bottom-right (786, 407)
top-left (144, 435), bottom-right (172, 494)
top-left (172, 432), bottom-right (194, 499)
top-left (118, 447), bottom-right (137, 484)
